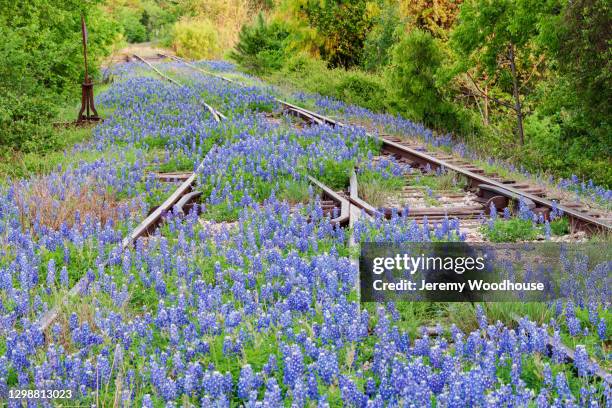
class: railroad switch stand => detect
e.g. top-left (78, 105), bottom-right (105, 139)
top-left (76, 15), bottom-right (101, 124)
top-left (77, 81), bottom-right (100, 123)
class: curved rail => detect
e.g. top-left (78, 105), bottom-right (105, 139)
top-left (38, 57), bottom-right (351, 333)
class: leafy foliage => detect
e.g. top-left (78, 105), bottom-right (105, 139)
top-left (0, 0), bottom-right (115, 153)
top-left (171, 18), bottom-right (222, 60)
top-left (361, 0), bottom-right (402, 71)
top-left (276, 0), bottom-right (375, 68)
top-left (399, 0), bottom-right (462, 38)
top-left (387, 29), bottom-right (459, 130)
top-left (317, 159), bottom-right (354, 189)
top-left (231, 14), bottom-right (291, 73)
top-left (482, 218), bottom-right (540, 242)
top-left (552, 0), bottom-right (611, 123)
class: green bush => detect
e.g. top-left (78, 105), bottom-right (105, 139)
top-left (550, 218), bottom-right (570, 236)
top-left (172, 18), bottom-right (222, 59)
top-left (336, 71), bottom-right (387, 112)
top-left (299, 0), bottom-right (373, 68)
top-left (386, 29), bottom-right (462, 132)
top-left (231, 14), bottom-right (290, 73)
top-left (0, 90), bottom-right (56, 152)
top-left (361, 0), bottom-right (401, 71)
top-left (117, 10), bottom-right (148, 43)
top-left (0, 1), bottom-right (115, 154)
top-left (522, 112), bottom-right (612, 187)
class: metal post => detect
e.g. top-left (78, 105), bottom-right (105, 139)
top-left (77, 14), bottom-right (100, 123)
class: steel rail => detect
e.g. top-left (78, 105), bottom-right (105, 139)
top-left (307, 176), bottom-right (350, 227)
top-left (133, 53), bottom-right (181, 85)
top-left (38, 58), bottom-right (352, 333)
top-left (162, 55), bottom-right (610, 232)
top-left (38, 58), bottom-right (223, 333)
top-left (157, 53), bottom-right (234, 83)
top-left (278, 102), bottom-right (611, 233)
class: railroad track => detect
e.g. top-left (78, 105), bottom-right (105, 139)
top-left (281, 102), bottom-right (612, 234)
top-left (157, 54), bottom-right (611, 234)
top-left (36, 54), bottom-right (609, 386)
top-left (36, 54), bottom-right (350, 334)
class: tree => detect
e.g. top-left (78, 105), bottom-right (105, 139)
top-left (552, 0), bottom-right (611, 124)
top-left (231, 14), bottom-right (291, 73)
top-left (387, 29), bottom-right (457, 130)
top-left (399, 0), bottom-right (463, 39)
top-left (451, 0), bottom-right (556, 145)
top-left (0, 0), bottom-right (115, 151)
top-left (277, 0), bottom-right (375, 68)
top-left (362, 0), bottom-right (402, 71)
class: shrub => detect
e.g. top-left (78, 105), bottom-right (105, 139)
top-left (550, 218), bottom-right (570, 236)
top-left (0, 89), bottom-right (56, 152)
top-left (0, 1), bottom-right (115, 153)
top-left (361, 0), bottom-right (401, 71)
top-left (172, 18), bottom-right (222, 59)
top-left (336, 71), bottom-right (387, 111)
top-left (117, 9), bottom-right (148, 43)
top-left (231, 14), bottom-right (290, 73)
top-left (386, 29), bottom-right (461, 132)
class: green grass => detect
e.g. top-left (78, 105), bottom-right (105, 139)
top-left (202, 202), bottom-right (241, 222)
top-left (316, 159), bottom-right (354, 190)
top-left (277, 179), bottom-right (313, 204)
top-left (482, 217), bottom-right (572, 243)
top-left (0, 84), bottom-right (113, 182)
top-left (550, 218), bottom-right (570, 235)
top-left (482, 219), bottom-right (540, 242)
top-left (357, 169), bottom-right (404, 207)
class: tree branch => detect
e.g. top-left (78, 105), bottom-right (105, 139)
top-left (466, 72), bottom-right (516, 111)
top-left (519, 54), bottom-right (546, 91)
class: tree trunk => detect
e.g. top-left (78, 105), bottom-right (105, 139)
top-left (483, 81), bottom-right (489, 126)
top-left (508, 44), bottom-right (525, 145)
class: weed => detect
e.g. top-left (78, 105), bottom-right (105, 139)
top-left (202, 202), bottom-right (241, 222)
top-left (278, 179), bottom-right (312, 204)
top-left (358, 169), bottom-right (404, 207)
top-left (549, 218), bottom-right (569, 236)
top-left (14, 176), bottom-right (128, 232)
top-left (482, 219), bottom-right (540, 242)
top-left (410, 172), bottom-right (465, 192)
top-left (317, 159), bottom-right (354, 190)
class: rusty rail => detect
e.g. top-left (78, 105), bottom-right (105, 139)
top-left (38, 58), bottom-right (355, 333)
top-left (279, 102), bottom-right (611, 233)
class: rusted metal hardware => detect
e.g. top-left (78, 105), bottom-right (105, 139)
top-left (76, 15), bottom-right (100, 124)
top-left (307, 175), bottom-right (350, 227)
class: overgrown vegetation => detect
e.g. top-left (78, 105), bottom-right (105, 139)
top-left (0, 0), bottom-right (115, 156)
top-left (357, 168), bottom-right (404, 207)
top-left (231, 0), bottom-right (611, 187)
top-left (482, 217), bottom-right (570, 243)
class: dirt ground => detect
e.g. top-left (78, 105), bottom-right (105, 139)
top-left (103, 42), bottom-right (174, 66)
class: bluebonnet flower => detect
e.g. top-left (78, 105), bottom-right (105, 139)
top-left (60, 266), bottom-right (69, 287)
top-left (597, 318), bottom-right (607, 341)
top-left (316, 349), bottom-right (339, 385)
